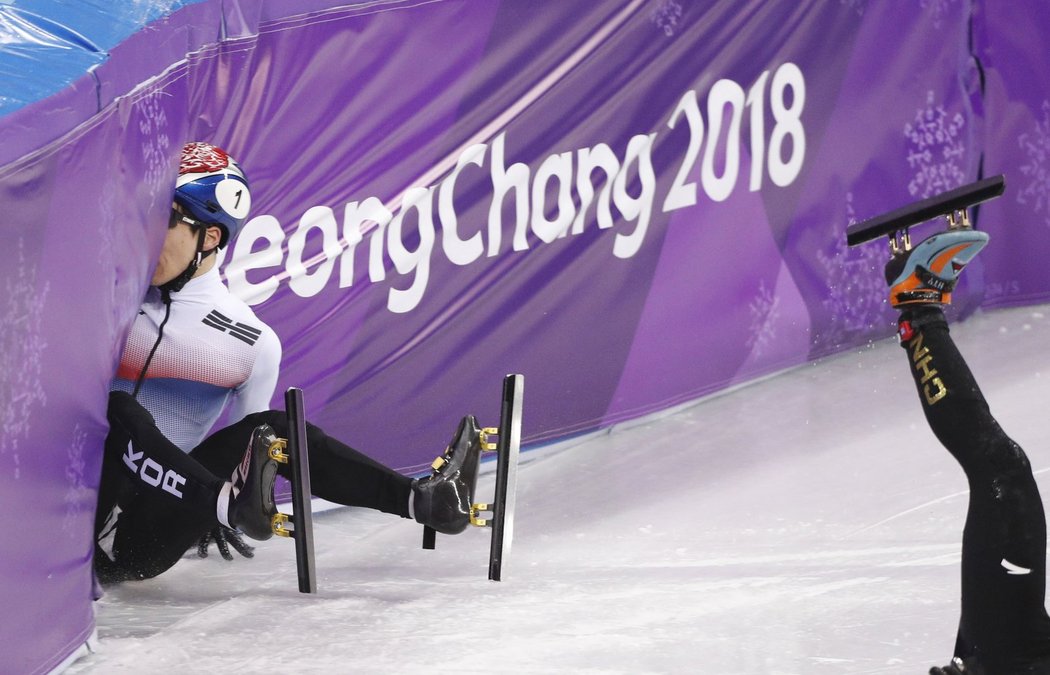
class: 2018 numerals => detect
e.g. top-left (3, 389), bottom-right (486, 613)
top-left (663, 62), bottom-right (806, 211)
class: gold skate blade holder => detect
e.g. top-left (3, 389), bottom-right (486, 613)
top-left (480, 427), bottom-right (499, 452)
top-left (946, 208), bottom-right (971, 230)
top-left (471, 503), bottom-right (493, 527)
top-left (269, 438), bottom-right (289, 464)
top-left (888, 206), bottom-right (973, 254)
top-left (845, 174), bottom-right (1004, 247)
top-left (467, 428), bottom-right (501, 526)
top-left (272, 512), bottom-right (293, 538)
top-left (267, 437), bottom-right (295, 537)
top-left (887, 228), bottom-right (912, 255)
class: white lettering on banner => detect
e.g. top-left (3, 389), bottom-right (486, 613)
top-left (573, 143), bottom-right (618, 233)
top-left (224, 214), bottom-right (284, 304)
top-left (288, 206), bottom-right (342, 298)
top-left (387, 186), bottom-right (436, 314)
top-left (225, 62), bottom-right (808, 313)
top-left (440, 143), bottom-right (487, 266)
top-left (768, 62), bottom-right (806, 187)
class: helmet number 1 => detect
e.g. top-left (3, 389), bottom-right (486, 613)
top-left (216, 179), bottom-right (252, 219)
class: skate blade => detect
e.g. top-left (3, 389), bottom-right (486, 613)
top-left (845, 174), bottom-right (1003, 247)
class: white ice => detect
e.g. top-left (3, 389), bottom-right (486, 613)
top-left (67, 304), bottom-right (1050, 674)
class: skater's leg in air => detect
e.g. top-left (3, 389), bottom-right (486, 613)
top-left (884, 229), bottom-right (1050, 671)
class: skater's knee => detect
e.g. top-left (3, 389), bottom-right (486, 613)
top-left (968, 436), bottom-right (1035, 495)
top-left (240, 411), bottom-right (267, 426)
top-left (240, 410), bottom-right (285, 430)
top-left (939, 416), bottom-right (1022, 468)
top-left (986, 436), bottom-right (1031, 476)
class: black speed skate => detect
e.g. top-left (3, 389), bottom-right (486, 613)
top-left (412, 415), bottom-right (482, 535)
top-left (227, 424), bottom-right (280, 541)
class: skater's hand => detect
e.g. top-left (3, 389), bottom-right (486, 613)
top-left (929, 657), bottom-right (978, 675)
top-left (197, 526), bottom-right (255, 561)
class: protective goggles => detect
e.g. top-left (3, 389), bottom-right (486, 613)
top-left (168, 207), bottom-right (210, 231)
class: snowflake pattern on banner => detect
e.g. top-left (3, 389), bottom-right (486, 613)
top-left (98, 187), bottom-right (116, 251)
top-left (746, 280), bottom-right (780, 357)
top-left (0, 240), bottom-right (49, 480)
top-left (815, 193), bottom-right (888, 350)
top-left (905, 90), bottom-right (966, 199)
top-left (1017, 99), bottom-right (1050, 228)
top-left (920, 0), bottom-right (957, 29)
top-left (137, 88), bottom-right (173, 211)
top-left (649, 0), bottom-right (683, 36)
top-left (63, 424), bottom-right (89, 535)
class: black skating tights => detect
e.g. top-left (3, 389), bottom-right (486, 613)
top-left (899, 307), bottom-right (1050, 672)
top-left (95, 392), bottom-right (413, 583)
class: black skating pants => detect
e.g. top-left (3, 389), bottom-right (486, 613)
top-left (95, 392), bottom-right (413, 583)
top-left (901, 310), bottom-right (1050, 672)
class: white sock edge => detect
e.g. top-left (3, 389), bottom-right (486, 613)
top-left (216, 481), bottom-right (233, 528)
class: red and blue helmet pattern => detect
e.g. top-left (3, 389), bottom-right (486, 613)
top-left (174, 142), bottom-right (252, 247)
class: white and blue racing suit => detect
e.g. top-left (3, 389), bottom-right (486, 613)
top-left (96, 267), bottom-right (412, 583)
top-left (111, 266), bottom-right (281, 451)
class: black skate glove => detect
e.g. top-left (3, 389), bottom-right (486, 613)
top-left (929, 656), bottom-right (983, 675)
top-left (197, 526), bottom-right (255, 561)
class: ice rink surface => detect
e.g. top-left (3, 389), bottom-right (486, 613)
top-left (68, 304), bottom-right (1050, 674)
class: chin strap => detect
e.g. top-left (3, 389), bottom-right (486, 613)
top-left (158, 225), bottom-right (217, 295)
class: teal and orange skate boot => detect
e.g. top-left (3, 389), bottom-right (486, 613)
top-left (884, 228), bottom-right (989, 308)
